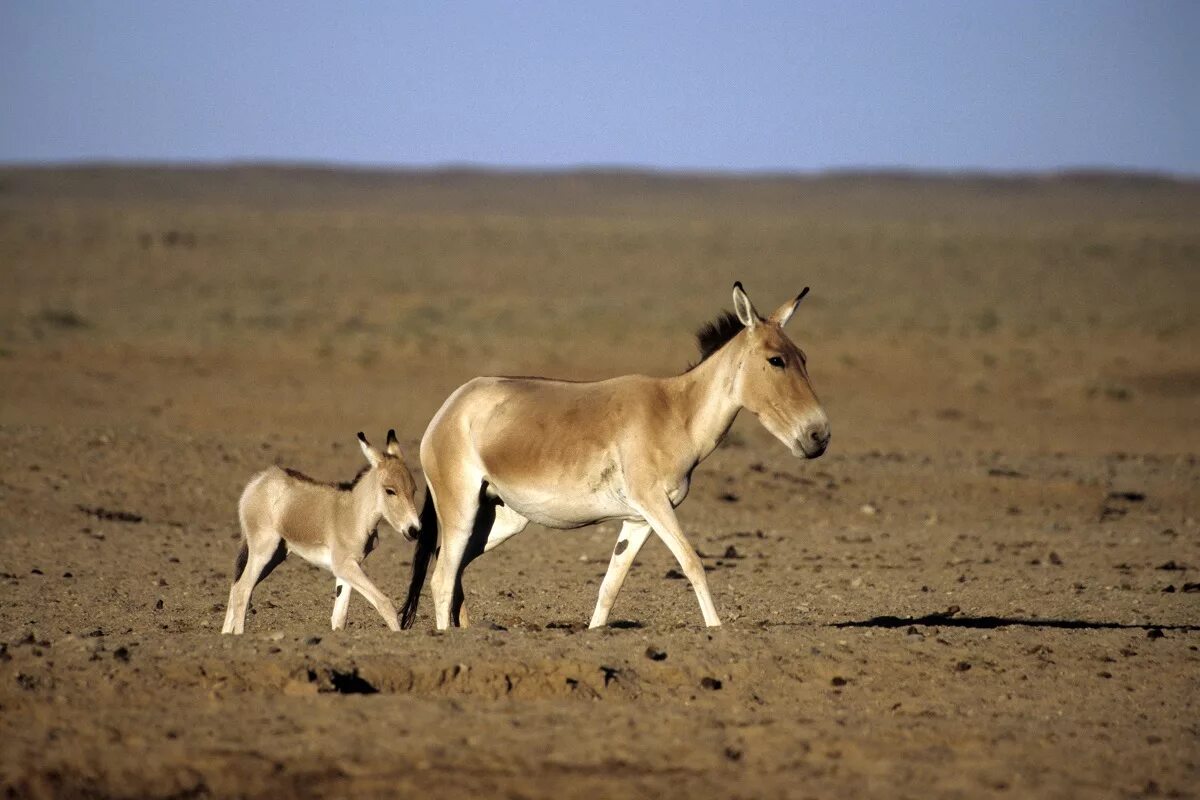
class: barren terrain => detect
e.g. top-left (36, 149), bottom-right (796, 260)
top-left (1, 167), bottom-right (1198, 798)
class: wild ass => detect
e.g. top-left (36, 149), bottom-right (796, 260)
top-left (221, 431), bottom-right (420, 634)
top-left (401, 283), bottom-right (830, 631)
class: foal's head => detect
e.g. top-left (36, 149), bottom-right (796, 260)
top-left (357, 430), bottom-right (421, 539)
top-left (700, 282), bottom-right (831, 458)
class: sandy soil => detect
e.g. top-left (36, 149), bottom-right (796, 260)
top-left (1, 167), bottom-right (1198, 799)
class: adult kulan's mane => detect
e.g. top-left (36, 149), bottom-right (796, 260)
top-left (693, 310), bottom-right (745, 365)
top-left (284, 465), bottom-right (370, 492)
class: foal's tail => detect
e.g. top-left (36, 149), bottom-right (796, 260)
top-left (400, 485), bottom-right (438, 629)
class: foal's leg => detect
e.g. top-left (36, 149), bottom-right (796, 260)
top-left (330, 578), bottom-right (351, 630)
top-left (588, 520), bottom-right (653, 629)
top-left (631, 494), bottom-right (722, 627)
top-left (331, 554), bottom-right (399, 631)
top-left (222, 529), bottom-right (284, 635)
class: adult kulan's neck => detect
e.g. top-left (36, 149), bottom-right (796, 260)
top-left (666, 338), bottom-right (744, 464)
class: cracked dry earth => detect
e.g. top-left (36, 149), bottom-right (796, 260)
top-left (1, 169), bottom-right (1198, 799)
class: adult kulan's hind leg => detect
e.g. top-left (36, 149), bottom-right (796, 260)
top-left (454, 502), bottom-right (530, 627)
top-left (221, 529), bottom-right (285, 635)
top-left (425, 467), bottom-right (489, 631)
top-left (589, 520), bottom-right (653, 629)
top-left (330, 578), bottom-right (351, 630)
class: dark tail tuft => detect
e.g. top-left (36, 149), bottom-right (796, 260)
top-left (401, 485), bottom-right (438, 629)
top-left (232, 541), bottom-right (249, 582)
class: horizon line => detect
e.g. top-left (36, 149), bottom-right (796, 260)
top-left (2, 158), bottom-right (1197, 183)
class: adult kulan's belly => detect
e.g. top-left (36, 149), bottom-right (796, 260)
top-left (488, 477), bottom-right (633, 530)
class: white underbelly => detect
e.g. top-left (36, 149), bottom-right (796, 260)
top-left (498, 486), bottom-right (633, 530)
top-left (286, 542), bottom-right (333, 571)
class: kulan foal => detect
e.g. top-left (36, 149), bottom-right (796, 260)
top-left (221, 431), bottom-right (420, 634)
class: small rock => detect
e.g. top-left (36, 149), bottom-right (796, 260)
top-left (830, 676), bottom-right (847, 687)
top-left (700, 676), bottom-right (723, 690)
top-left (859, 503), bottom-right (879, 516)
top-left (1048, 552), bottom-right (1063, 566)
top-left (663, 569), bottom-right (685, 580)
top-left (955, 661), bottom-right (972, 672)
top-left (645, 646), bottom-right (668, 661)
top-left (113, 647), bottom-right (130, 662)
top-left (1147, 628), bottom-right (1165, 640)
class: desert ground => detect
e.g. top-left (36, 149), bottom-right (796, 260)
top-left (0, 167), bottom-right (1197, 799)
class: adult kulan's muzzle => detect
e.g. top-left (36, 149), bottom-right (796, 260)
top-left (798, 419), bottom-right (831, 458)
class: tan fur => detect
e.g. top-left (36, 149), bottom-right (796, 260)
top-left (221, 432), bottom-right (420, 634)
top-left (408, 284), bottom-right (830, 630)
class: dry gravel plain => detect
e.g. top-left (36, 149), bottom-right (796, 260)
top-left (0, 167), bottom-right (1198, 799)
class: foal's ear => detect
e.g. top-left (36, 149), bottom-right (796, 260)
top-left (385, 429), bottom-right (404, 459)
top-left (357, 432), bottom-right (382, 466)
top-left (768, 287), bottom-right (810, 328)
top-left (731, 281), bottom-right (760, 328)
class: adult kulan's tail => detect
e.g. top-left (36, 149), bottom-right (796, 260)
top-left (401, 485), bottom-right (438, 629)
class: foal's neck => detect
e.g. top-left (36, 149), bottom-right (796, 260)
top-left (346, 471), bottom-right (382, 534)
top-left (668, 340), bottom-right (743, 463)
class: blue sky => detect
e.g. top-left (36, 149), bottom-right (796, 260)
top-left (2, 1), bottom-right (1197, 173)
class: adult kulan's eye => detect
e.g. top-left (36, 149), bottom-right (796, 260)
top-left (767, 356), bottom-right (785, 368)
top-left (385, 488), bottom-right (397, 496)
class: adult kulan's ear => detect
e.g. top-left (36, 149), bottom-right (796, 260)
top-left (731, 281), bottom-right (760, 328)
top-left (768, 287), bottom-right (810, 327)
top-left (385, 429), bottom-right (403, 458)
top-left (357, 432), bottom-right (382, 467)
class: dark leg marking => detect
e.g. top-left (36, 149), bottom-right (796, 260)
top-left (614, 539), bottom-right (629, 556)
top-left (336, 584), bottom-right (343, 598)
top-left (233, 542), bottom-right (249, 581)
top-left (253, 540), bottom-right (289, 587)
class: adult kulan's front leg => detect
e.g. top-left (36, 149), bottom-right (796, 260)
top-left (589, 520), bottom-right (653, 629)
top-left (632, 494), bottom-right (722, 627)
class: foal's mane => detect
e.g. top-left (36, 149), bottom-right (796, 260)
top-left (692, 310), bottom-right (745, 366)
top-left (284, 465), bottom-right (370, 492)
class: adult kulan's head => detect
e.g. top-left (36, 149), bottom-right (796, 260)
top-left (697, 282), bottom-right (831, 459)
top-left (357, 430), bottom-right (421, 538)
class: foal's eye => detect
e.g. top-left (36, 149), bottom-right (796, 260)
top-left (767, 356), bottom-right (786, 369)
top-left (384, 488), bottom-right (397, 496)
